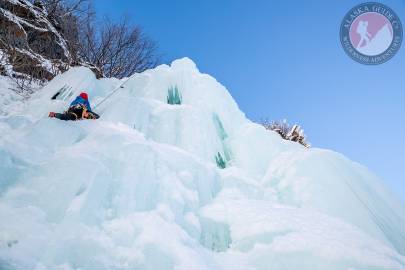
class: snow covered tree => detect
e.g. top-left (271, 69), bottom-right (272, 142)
top-left (261, 119), bottom-right (290, 139)
top-left (261, 119), bottom-right (310, 148)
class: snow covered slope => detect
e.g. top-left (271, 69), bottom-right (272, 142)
top-left (0, 58), bottom-right (404, 270)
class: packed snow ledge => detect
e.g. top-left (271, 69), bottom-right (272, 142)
top-left (0, 58), bottom-right (404, 270)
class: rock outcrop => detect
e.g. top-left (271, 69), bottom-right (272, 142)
top-left (0, 0), bottom-right (102, 82)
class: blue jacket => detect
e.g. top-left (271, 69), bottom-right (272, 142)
top-left (70, 96), bottom-right (92, 112)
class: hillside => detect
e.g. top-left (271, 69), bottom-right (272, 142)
top-left (0, 0), bottom-right (102, 86)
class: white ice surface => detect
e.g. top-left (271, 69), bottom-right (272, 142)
top-left (0, 59), bottom-right (404, 270)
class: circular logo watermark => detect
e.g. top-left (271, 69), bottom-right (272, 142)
top-left (340, 2), bottom-right (403, 65)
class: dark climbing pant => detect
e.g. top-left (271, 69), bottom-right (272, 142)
top-left (54, 112), bottom-right (78, 121)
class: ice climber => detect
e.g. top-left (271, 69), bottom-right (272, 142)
top-left (48, 92), bottom-right (99, 121)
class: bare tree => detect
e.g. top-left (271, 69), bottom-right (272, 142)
top-left (35, 0), bottom-right (90, 17)
top-left (7, 0), bottom-right (160, 80)
top-left (79, 15), bottom-right (160, 78)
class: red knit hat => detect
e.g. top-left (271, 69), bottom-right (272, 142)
top-left (79, 92), bottom-right (88, 100)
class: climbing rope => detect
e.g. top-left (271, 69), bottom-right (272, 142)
top-left (93, 73), bottom-right (137, 110)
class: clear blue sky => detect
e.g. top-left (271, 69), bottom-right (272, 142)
top-left (94, 0), bottom-right (405, 202)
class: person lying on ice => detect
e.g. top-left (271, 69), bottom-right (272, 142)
top-left (48, 92), bottom-right (99, 120)
top-left (70, 92), bottom-right (92, 112)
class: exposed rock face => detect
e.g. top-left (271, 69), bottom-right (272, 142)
top-left (0, 0), bottom-right (103, 81)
